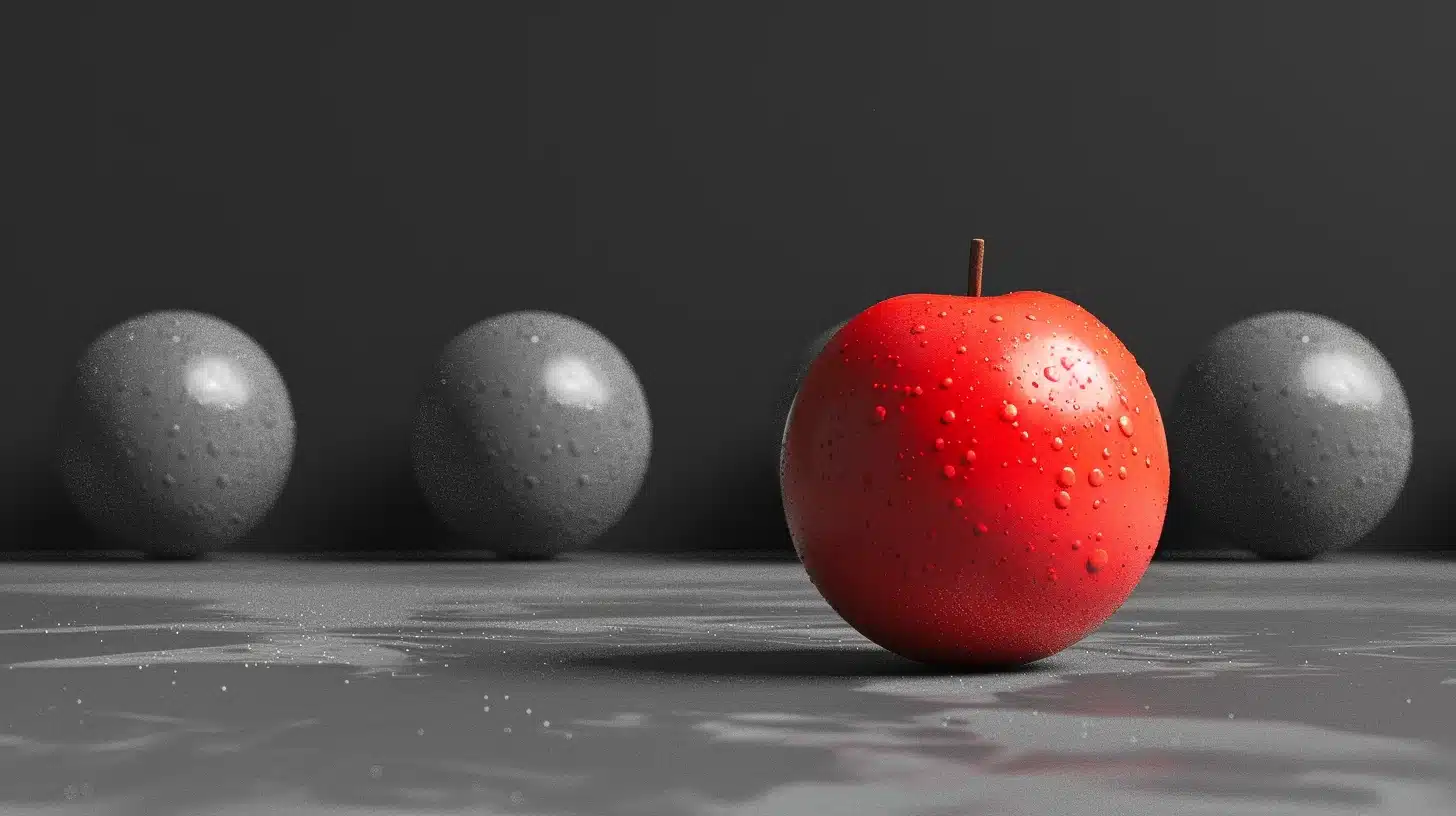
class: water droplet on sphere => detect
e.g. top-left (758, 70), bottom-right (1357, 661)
top-left (1086, 549), bottom-right (1109, 573)
top-left (1055, 491), bottom-right (1072, 509)
top-left (1089, 468), bottom-right (1105, 486)
top-left (1058, 467), bottom-right (1076, 487)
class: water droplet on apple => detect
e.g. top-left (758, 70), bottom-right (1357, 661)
top-left (873, 406), bottom-right (888, 423)
top-left (1118, 466), bottom-right (1128, 480)
top-left (1000, 404), bottom-right (1018, 422)
top-left (1118, 415), bottom-right (1134, 437)
top-left (991, 315), bottom-right (1004, 323)
top-left (964, 450), bottom-right (977, 465)
top-left (956, 345), bottom-right (967, 354)
top-left (1086, 549), bottom-right (1109, 573)
top-left (1051, 437), bottom-right (1064, 451)
top-left (1058, 467), bottom-right (1076, 487)
top-left (941, 410), bottom-right (956, 424)
top-left (1102, 448), bottom-right (1112, 459)
top-left (952, 497), bottom-right (963, 508)
top-left (1055, 490), bottom-right (1072, 509)
top-left (1061, 356), bottom-right (1075, 370)
top-left (1043, 366), bottom-right (1060, 383)
top-left (941, 377), bottom-right (953, 389)
top-left (1089, 468), bottom-right (1105, 487)
top-left (1071, 539), bottom-right (1082, 550)
top-left (942, 465), bottom-right (957, 479)
top-left (934, 437), bottom-right (947, 451)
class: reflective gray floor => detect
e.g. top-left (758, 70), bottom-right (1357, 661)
top-left (1, 553), bottom-right (1453, 815)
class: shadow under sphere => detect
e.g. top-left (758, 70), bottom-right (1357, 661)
top-left (410, 311), bottom-right (652, 559)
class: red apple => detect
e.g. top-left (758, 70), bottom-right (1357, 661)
top-left (780, 240), bottom-right (1169, 667)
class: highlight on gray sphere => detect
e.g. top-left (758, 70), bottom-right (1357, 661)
top-left (54, 310), bottom-right (297, 557)
top-left (410, 311), bottom-right (652, 558)
top-left (1168, 311), bottom-right (1412, 560)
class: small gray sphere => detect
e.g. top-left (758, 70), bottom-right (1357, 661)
top-left (55, 311), bottom-right (296, 556)
top-left (1169, 311), bottom-right (1412, 559)
top-left (410, 311), bottom-right (652, 558)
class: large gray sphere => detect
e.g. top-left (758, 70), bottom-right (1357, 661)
top-left (410, 311), bottom-right (652, 558)
top-left (1169, 311), bottom-right (1412, 559)
top-left (55, 311), bottom-right (296, 556)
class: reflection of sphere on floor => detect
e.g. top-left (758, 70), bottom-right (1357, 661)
top-left (55, 311), bottom-right (296, 557)
top-left (1169, 311), bottom-right (1412, 560)
top-left (410, 311), bottom-right (652, 559)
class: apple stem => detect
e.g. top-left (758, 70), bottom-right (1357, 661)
top-left (969, 238), bottom-right (984, 297)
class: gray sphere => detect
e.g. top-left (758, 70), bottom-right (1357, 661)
top-left (410, 311), bottom-right (652, 558)
top-left (776, 320), bottom-right (846, 469)
top-left (1169, 311), bottom-right (1412, 559)
top-left (55, 311), bottom-right (296, 556)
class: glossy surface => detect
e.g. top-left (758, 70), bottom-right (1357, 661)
top-left (410, 311), bottom-right (652, 558)
top-left (1169, 311), bottom-right (1413, 559)
top-left (54, 311), bottom-right (296, 556)
top-left (782, 292), bottom-right (1170, 666)
top-left (0, 554), bottom-right (1451, 815)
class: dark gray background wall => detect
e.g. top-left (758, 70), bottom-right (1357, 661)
top-left (2, 2), bottom-right (1451, 553)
